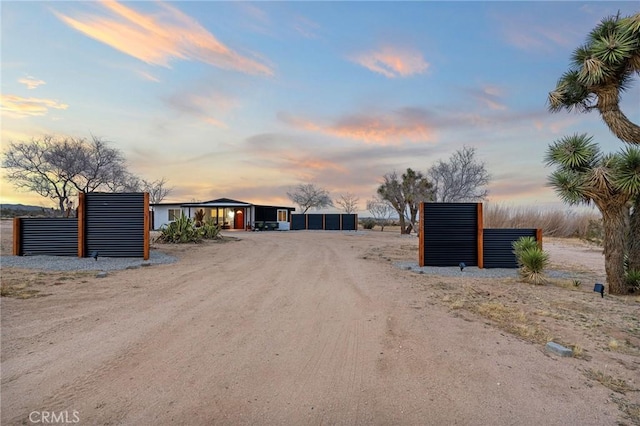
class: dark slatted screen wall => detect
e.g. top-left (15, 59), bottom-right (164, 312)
top-left (423, 203), bottom-right (478, 266)
top-left (291, 215), bottom-right (306, 230)
top-left (307, 215), bottom-right (324, 230)
top-left (20, 218), bottom-right (78, 256)
top-left (324, 214), bottom-right (340, 230)
top-left (341, 214), bottom-right (357, 231)
top-left (483, 229), bottom-right (538, 268)
top-left (290, 214), bottom-right (358, 231)
top-left (85, 193), bottom-right (145, 257)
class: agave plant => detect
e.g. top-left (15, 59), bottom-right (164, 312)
top-left (157, 213), bottom-right (202, 243)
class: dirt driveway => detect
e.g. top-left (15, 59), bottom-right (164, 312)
top-left (1, 229), bottom-right (638, 425)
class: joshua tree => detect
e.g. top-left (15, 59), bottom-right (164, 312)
top-left (548, 12), bottom-right (640, 144)
top-left (546, 133), bottom-right (640, 294)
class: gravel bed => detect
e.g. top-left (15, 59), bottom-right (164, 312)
top-left (0, 250), bottom-right (177, 271)
top-left (393, 261), bottom-right (575, 279)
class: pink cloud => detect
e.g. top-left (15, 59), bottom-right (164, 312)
top-left (0, 95), bottom-right (68, 118)
top-left (280, 108), bottom-right (436, 146)
top-left (54, 1), bottom-right (273, 75)
top-left (18, 76), bottom-right (46, 90)
top-left (350, 45), bottom-right (429, 78)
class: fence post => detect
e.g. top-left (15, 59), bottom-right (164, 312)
top-left (13, 217), bottom-right (21, 256)
top-left (77, 192), bottom-right (85, 258)
top-left (477, 203), bottom-right (484, 269)
top-left (419, 203), bottom-right (425, 267)
top-left (144, 192), bottom-right (150, 260)
top-left (536, 228), bottom-right (543, 250)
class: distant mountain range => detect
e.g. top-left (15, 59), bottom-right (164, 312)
top-left (1, 204), bottom-right (50, 211)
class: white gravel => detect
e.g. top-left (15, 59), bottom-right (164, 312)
top-left (0, 250), bottom-right (176, 271)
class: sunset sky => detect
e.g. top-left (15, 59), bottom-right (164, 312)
top-left (1, 1), bottom-right (639, 213)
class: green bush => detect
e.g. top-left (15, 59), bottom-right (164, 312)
top-left (513, 237), bottom-right (549, 285)
top-left (625, 269), bottom-right (640, 293)
top-left (157, 214), bottom-right (202, 243)
top-left (201, 218), bottom-right (221, 239)
top-left (157, 214), bottom-right (223, 243)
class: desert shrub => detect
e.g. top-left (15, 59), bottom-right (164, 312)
top-left (513, 236), bottom-right (549, 285)
top-left (157, 214), bottom-right (202, 243)
top-left (625, 269), bottom-right (640, 293)
top-left (201, 218), bottom-right (221, 239)
top-left (361, 218), bottom-right (376, 230)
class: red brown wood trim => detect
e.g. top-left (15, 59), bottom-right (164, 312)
top-left (419, 203), bottom-right (425, 267)
top-left (77, 192), bottom-right (86, 258)
top-left (13, 217), bottom-right (21, 256)
top-left (477, 203), bottom-right (484, 269)
top-left (536, 228), bottom-right (543, 250)
top-left (354, 214), bottom-right (358, 231)
top-left (340, 214), bottom-right (343, 230)
top-left (323, 214), bottom-right (326, 230)
top-left (143, 192), bottom-right (150, 260)
top-left (305, 214), bottom-right (308, 230)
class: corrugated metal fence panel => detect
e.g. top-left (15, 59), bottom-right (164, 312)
top-left (307, 215), bottom-right (323, 230)
top-left (291, 215), bottom-right (306, 230)
top-left (483, 228), bottom-right (538, 268)
top-left (85, 193), bottom-right (144, 257)
top-left (341, 214), bottom-right (357, 231)
top-left (325, 214), bottom-right (340, 230)
top-left (423, 203), bottom-right (478, 266)
top-left (20, 218), bottom-right (78, 256)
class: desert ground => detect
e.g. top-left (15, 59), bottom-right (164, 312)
top-left (1, 220), bottom-right (639, 425)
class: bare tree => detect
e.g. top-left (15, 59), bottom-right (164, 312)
top-left (366, 196), bottom-right (395, 231)
top-left (335, 192), bottom-right (359, 214)
top-left (287, 183), bottom-right (333, 214)
top-left (2, 135), bottom-right (139, 212)
top-left (428, 146), bottom-right (490, 202)
top-left (377, 168), bottom-right (433, 234)
top-left (143, 177), bottom-right (173, 204)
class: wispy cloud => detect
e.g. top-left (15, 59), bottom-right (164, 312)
top-left (54, 1), bottom-right (273, 75)
top-left (349, 45), bottom-right (429, 78)
top-left (164, 89), bottom-right (237, 128)
top-left (18, 76), bottom-right (46, 90)
top-left (0, 95), bottom-right (68, 118)
top-left (293, 15), bottom-right (321, 39)
top-left (467, 85), bottom-right (507, 111)
top-left (495, 13), bottom-right (577, 52)
top-left (280, 107), bottom-right (436, 145)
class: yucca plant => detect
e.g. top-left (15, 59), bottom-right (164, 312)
top-left (512, 236), bottom-right (539, 265)
top-left (626, 269), bottom-right (640, 293)
top-left (513, 236), bottom-right (549, 285)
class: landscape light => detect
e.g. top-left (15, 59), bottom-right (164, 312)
top-left (593, 283), bottom-right (605, 298)
top-left (459, 262), bottom-right (466, 272)
top-left (91, 250), bottom-right (99, 261)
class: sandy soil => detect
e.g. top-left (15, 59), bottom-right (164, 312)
top-left (1, 222), bottom-right (638, 425)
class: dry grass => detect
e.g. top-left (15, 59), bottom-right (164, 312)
top-left (1, 270), bottom-right (92, 299)
top-left (583, 368), bottom-right (637, 394)
top-left (483, 202), bottom-right (601, 239)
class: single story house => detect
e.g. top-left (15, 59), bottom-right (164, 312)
top-left (151, 198), bottom-right (296, 231)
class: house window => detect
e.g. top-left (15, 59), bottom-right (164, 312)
top-left (168, 208), bottom-right (182, 221)
top-left (277, 209), bottom-right (288, 222)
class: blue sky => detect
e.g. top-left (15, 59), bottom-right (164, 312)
top-left (1, 1), bottom-right (639, 212)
